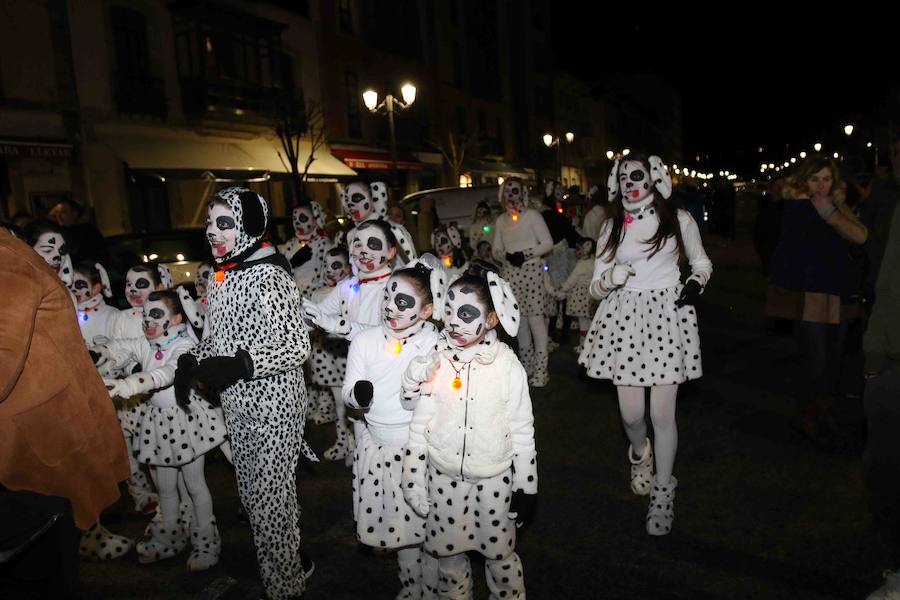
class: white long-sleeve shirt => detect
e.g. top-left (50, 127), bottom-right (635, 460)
top-left (491, 209), bottom-right (554, 263)
top-left (343, 323), bottom-right (440, 446)
top-left (314, 267), bottom-right (391, 340)
top-left (103, 332), bottom-right (194, 408)
top-left (592, 208), bottom-right (712, 294)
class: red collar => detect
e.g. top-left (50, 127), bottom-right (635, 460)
top-left (358, 272), bottom-right (391, 285)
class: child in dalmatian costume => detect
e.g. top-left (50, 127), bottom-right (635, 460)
top-left (174, 187), bottom-right (314, 599)
top-left (550, 237), bottom-right (598, 353)
top-left (577, 154), bottom-right (712, 536)
top-left (304, 220), bottom-right (402, 460)
top-left (96, 264), bottom-right (170, 517)
top-left (340, 181), bottom-right (418, 265)
top-left (401, 270), bottom-right (537, 599)
top-left (278, 202), bottom-right (334, 299)
top-left (344, 256), bottom-right (446, 599)
top-left (307, 246), bottom-right (353, 459)
top-left (68, 261), bottom-right (118, 346)
top-left (100, 289), bottom-right (225, 569)
top-left (492, 177), bottom-right (554, 387)
top-left (431, 224), bottom-right (468, 285)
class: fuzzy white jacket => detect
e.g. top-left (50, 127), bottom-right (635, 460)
top-left (403, 334), bottom-right (538, 493)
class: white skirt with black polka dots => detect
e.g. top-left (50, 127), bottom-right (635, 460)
top-left (577, 285), bottom-right (703, 386)
top-left (423, 465), bottom-right (517, 561)
top-left (352, 426), bottom-right (426, 549)
top-left (501, 260), bottom-right (544, 318)
top-left (134, 397), bottom-right (227, 467)
top-left (565, 284), bottom-right (596, 318)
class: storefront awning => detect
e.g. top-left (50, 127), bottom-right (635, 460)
top-left (98, 132), bottom-right (356, 178)
top-left (331, 147), bottom-right (424, 171)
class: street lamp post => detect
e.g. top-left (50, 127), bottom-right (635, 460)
top-left (363, 83), bottom-right (417, 194)
top-left (542, 131), bottom-right (575, 182)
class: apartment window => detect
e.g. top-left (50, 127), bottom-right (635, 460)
top-left (110, 6), bottom-right (166, 118)
top-left (456, 106), bottom-right (467, 134)
top-left (338, 0), bottom-right (354, 33)
top-left (345, 71), bottom-right (361, 138)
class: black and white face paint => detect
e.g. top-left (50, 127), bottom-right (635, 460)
top-left (434, 232), bottom-right (453, 257)
top-left (619, 160), bottom-right (653, 207)
top-left (32, 232), bottom-right (66, 273)
top-left (351, 225), bottom-right (394, 274)
top-left (195, 263), bottom-right (212, 297)
top-left (125, 268), bottom-right (156, 308)
top-left (324, 253), bottom-right (351, 287)
top-left (143, 298), bottom-right (179, 341)
top-left (70, 272), bottom-right (99, 306)
top-left (382, 276), bottom-right (429, 332)
top-left (345, 182), bottom-right (374, 223)
top-left (292, 206), bottom-right (315, 239)
top-left (444, 285), bottom-right (490, 347)
top-left (501, 180), bottom-right (525, 216)
top-left (206, 204), bottom-right (238, 260)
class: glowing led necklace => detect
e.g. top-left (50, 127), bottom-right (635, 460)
top-left (448, 359), bottom-right (466, 391)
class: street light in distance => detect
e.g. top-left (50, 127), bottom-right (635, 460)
top-left (362, 82), bottom-right (417, 193)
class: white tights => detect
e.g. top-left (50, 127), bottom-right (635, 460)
top-left (617, 384), bottom-right (679, 485)
top-left (578, 317), bottom-right (592, 338)
top-left (517, 314), bottom-right (549, 355)
top-left (150, 456), bottom-right (214, 528)
top-left (331, 386), bottom-right (346, 424)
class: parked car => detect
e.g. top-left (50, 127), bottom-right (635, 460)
top-left (105, 229), bottom-right (210, 306)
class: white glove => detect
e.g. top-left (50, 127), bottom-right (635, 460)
top-left (103, 377), bottom-right (133, 399)
top-left (405, 353), bottom-right (441, 385)
top-left (599, 263), bottom-right (635, 290)
top-left (92, 345), bottom-right (113, 373)
top-left (302, 298), bottom-right (346, 335)
top-left (403, 484), bottom-right (431, 518)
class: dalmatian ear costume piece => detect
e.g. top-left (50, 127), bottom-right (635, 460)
top-left (607, 159), bottom-right (622, 202)
top-left (95, 263), bottom-right (113, 298)
top-left (486, 271), bottom-right (519, 337)
top-left (176, 285), bottom-right (205, 330)
top-left (157, 264), bottom-right (174, 289)
top-left (406, 253), bottom-right (449, 321)
top-left (211, 186), bottom-right (269, 264)
top-left (648, 155), bottom-right (673, 200)
top-left (340, 181), bottom-right (389, 222)
top-left (310, 201), bottom-right (326, 231)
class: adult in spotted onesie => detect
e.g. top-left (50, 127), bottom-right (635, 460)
top-left (402, 270), bottom-right (538, 599)
top-left (492, 177), bottom-right (554, 387)
top-left (577, 153), bottom-right (712, 536)
top-left (174, 187), bottom-right (314, 599)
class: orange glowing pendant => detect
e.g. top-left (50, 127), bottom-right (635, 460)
top-left (214, 271), bottom-right (225, 284)
top-left (451, 377), bottom-right (462, 390)
top-left (392, 342), bottom-right (403, 354)
top-left (511, 214), bottom-right (519, 222)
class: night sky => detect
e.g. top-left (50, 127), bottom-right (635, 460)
top-left (552, 8), bottom-right (899, 173)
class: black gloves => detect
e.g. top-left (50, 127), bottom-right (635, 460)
top-left (354, 380), bottom-right (374, 408)
top-left (290, 244), bottom-right (313, 269)
top-left (674, 279), bottom-right (702, 308)
top-left (508, 491), bottom-right (537, 527)
top-left (506, 251), bottom-right (526, 268)
top-left (174, 354), bottom-right (199, 411)
top-left (194, 349), bottom-right (254, 391)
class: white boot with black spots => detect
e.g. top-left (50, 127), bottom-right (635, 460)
top-left (137, 519), bottom-right (188, 564)
top-left (187, 518), bottom-right (222, 571)
top-left (323, 419), bottom-right (351, 461)
top-left (79, 521), bottom-right (133, 561)
top-left (629, 438), bottom-right (654, 496)
top-left (646, 476), bottom-right (677, 536)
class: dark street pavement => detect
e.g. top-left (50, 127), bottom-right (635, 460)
top-left (79, 214), bottom-right (885, 599)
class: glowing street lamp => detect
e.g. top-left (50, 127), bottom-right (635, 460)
top-left (542, 132), bottom-right (575, 180)
top-left (814, 143), bottom-right (822, 152)
top-left (362, 83), bottom-right (417, 192)
top-left (622, 148), bottom-right (631, 156)
top-left (844, 124), bottom-right (854, 136)
top-left (606, 150), bottom-right (615, 160)
top-left (799, 151), bottom-right (807, 159)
